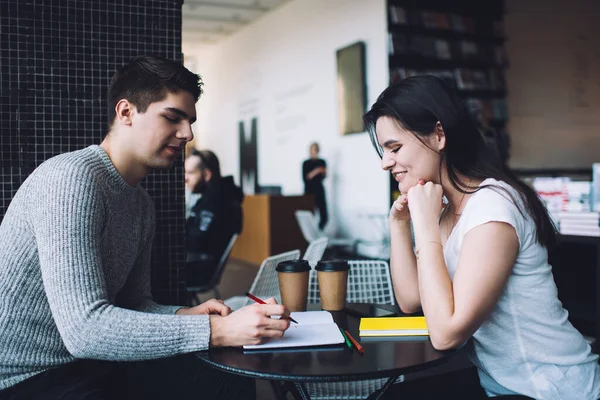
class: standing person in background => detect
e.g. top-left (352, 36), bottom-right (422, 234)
top-left (364, 75), bottom-right (600, 400)
top-left (302, 142), bottom-right (328, 230)
top-left (0, 55), bottom-right (290, 400)
top-left (185, 149), bottom-right (244, 287)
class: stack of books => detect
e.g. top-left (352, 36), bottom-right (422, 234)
top-left (558, 211), bottom-right (600, 237)
top-left (561, 181), bottom-right (592, 212)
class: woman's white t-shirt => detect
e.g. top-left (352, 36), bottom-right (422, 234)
top-left (444, 178), bottom-right (600, 399)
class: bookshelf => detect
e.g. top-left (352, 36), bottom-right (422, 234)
top-left (386, 0), bottom-right (508, 204)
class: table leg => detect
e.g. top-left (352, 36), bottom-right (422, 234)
top-left (289, 382), bottom-right (311, 400)
top-left (269, 381), bottom-right (311, 400)
top-left (372, 376), bottom-right (398, 400)
top-left (269, 381), bottom-right (289, 400)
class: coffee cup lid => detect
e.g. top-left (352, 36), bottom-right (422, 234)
top-left (276, 259), bottom-right (311, 273)
top-left (315, 259), bottom-right (350, 272)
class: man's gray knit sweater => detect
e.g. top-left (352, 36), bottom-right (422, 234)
top-left (0, 145), bottom-right (210, 390)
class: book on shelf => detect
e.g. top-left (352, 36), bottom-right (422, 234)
top-left (420, 11), bottom-right (451, 30)
top-left (561, 181), bottom-right (592, 212)
top-left (489, 69), bottom-right (506, 90)
top-left (243, 311), bottom-right (345, 350)
top-left (455, 68), bottom-right (494, 91)
top-left (459, 41), bottom-right (479, 60)
top-left (558, 210), bottom-right (600, 218)
top-left (389, 33), bottom-right (408, 55)
top-left (409, 35), bottom-right (437, 58)
top-left (454, 68), bottom-right (472, 89)
top-left (449, 14), bottom-right (475, 34)
top-left (494, 46), bottom-right (509, 67)
top-left (434, 39), bottom-right (452, 59)
top-left (390, 68), bottom-right (457, 86)
top-left (462, 16), bottom-right (476, 34)
top-left (560, 220), bottom-right (600, 229)
top-left (557, 211), bottom-right (599, 221)
top-left (390, 67), bottom-right (406, 84)
top-left (471, 70), bottom-right (489, 89)
top-left (389, 5), bottom-right (407, 25)
top-left (558, 210), bottom-right (600, 236)
top-left (465, 97), bottom-right (483, 116)
top-left (450, 14), bottom-right (465, 32)
top-left (532, 177), bottom-right (570, 213)
top-left (359, 316), bottom-right (429, 337)
top-left (593, 163), bottom-right (600, 212)
top-left (420, 11), bottom-right (437, 29)
top-left (492, 99), bottom-right (508, 120)
top-left (435, 12), bottom-right (451, 30)
top-left (559, 228), bottom-right (600, 237)
top-left (427, 69), bottom-right (454, 85)
top-left (390, 67), bottom-right (419, 83)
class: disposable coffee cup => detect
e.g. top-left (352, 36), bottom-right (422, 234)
top-left (315, 259), bottom-right (350, 311)
top-left (276, 259), bottom-right (311, 312)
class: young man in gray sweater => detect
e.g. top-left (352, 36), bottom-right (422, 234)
top-left (0, 56), bottom-right (290, 399)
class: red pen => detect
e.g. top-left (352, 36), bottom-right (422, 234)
top-left (245, 292), bottom-right (298, 324)
top-left (344, 329), bottom-right (364, 354)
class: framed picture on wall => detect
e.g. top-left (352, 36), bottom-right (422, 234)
top-left (336, 41), bottom-right (367, 135)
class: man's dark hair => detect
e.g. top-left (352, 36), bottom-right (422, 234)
top-left (107, 55), bottom-right (203, 128)
top-left (192, 149), bottom-right (221, 180)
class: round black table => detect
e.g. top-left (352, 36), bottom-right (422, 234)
top-left (196, 304), bottom-right (464, 400)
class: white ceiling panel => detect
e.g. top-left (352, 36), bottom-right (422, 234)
top-left (182, 0), bottom-right (290, 43)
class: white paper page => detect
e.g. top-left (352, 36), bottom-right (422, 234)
top-left (288, 310), bottom-right (334, 325)
top-left (243, 322), bottom-right (344, 350)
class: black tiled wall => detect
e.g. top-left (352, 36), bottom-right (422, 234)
top-left (0, 0), bottom-right (187, 305)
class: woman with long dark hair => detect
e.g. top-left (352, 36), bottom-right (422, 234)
top-left (364, 75), bottom-right (600, 399)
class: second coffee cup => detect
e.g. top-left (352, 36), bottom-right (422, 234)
top-left (315, 259), bottom-right (350, 311)
top-left (276, 259), bottom-right (311, 312)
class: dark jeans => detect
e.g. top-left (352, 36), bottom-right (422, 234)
top-left (367, 366), bottom-right (534, 400)
top-left (315, 192), bottom-right (328, 230)
top-left (0, 354), bottom-right (256, 400)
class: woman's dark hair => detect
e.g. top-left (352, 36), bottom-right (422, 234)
top-left (363, 75), bottom-right (556, 249)
top-left (107, 55), bottom-right (203, 128)
top-left (192, 149), bottom-right (221, 180)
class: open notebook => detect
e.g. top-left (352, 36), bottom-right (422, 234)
top-left (243, 310), bottom-right (345, 350)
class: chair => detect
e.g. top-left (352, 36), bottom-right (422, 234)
top-left (243, 249), bottom-right (302, 305)
top-left (306, 259), bottom-right (395, 400)
top-left (223, 249), bottom-right (301, 310)
top-left (302, 237), bottom-right (328, 267)
top-left (308, 259), bottom-right (395, 305)
top-left (295, 210), bottom-right (358, 256)
top-left (186, 234), bottom-right (238, 305)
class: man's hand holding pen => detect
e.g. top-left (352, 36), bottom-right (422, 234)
top-left (208, 297), bottom-right (292, 348)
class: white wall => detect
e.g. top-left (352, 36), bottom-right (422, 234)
top-left (183, 0), bottom-right (390, 243)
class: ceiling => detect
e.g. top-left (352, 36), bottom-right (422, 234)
top-left (182, 0), bottom-right (290, 44)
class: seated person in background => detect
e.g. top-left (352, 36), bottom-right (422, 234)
top-left (185, 149), bottom-right (244, 286)
top-left (365, 75), bottom-right (600, 400)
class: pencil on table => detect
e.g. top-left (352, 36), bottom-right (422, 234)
top-left (344, 329), bottom-right (364, 354)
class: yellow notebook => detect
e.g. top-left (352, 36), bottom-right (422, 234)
top-left (359, 316), bottom-right (428, 337)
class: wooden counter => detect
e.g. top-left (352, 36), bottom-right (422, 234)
top-left (230, 194), bottom-right (314, 265)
